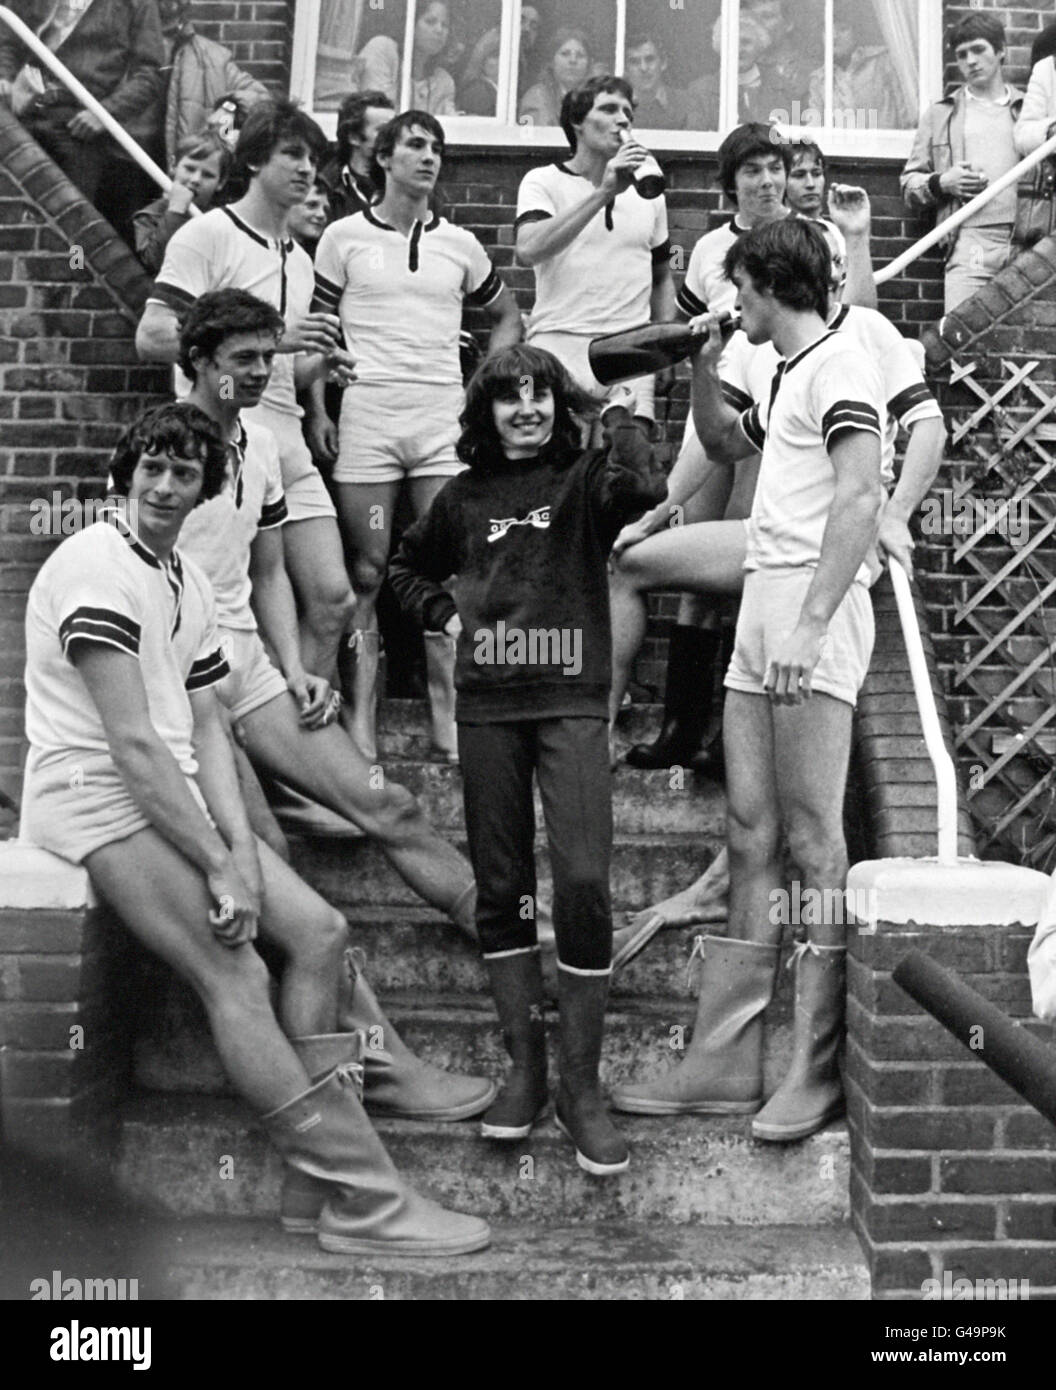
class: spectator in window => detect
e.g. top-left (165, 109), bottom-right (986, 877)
top-left (808, 15), bottom-right (909, 129)
top-left (745, 0), bottom-right (815, 116)
top-left (0, 0), bottom-right (165, 237)
top-left (687, 12), bottom-right (771, 128)
top-left (357, 0), bottom-right (457, 117)
top-left (157, 0), bottom-right (268, 167)
top-left (458, 29), bottom-right (500, 116)
top-left (287, 178), bottom-right (331, 259)
top-left (132, 128), bottom-right (229, 271)
top-left (624, 32), bottom-right (688, 131)
top-left (319, 89), bottom-right (394, 220)
top-left (902, 12), bottom-right (1024, 315)
top-left (461, 4), bottom-right (540, 103)
top-left (518, 27), bottom-right (592, 129)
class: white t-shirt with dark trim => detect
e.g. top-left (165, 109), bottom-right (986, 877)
top-left (736, 331), bottom-right (884, 584)
top-left (148, 206), bottom-right (315, 425)
top-left (24, 514), bottom-right (229, 779)
top-left (515, 161), bottom-right (670, 337)
top-left (722, 303), bottom-right (942, 488)
top-left (313, 209), bottom-right (502, 389)
top-left (677, 213), bottom-right (847, 321)
top-left (177, 418), bottom-right (288, 633)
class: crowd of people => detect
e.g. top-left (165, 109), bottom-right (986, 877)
top-left (14, 6), bottom-right (1055, 1261)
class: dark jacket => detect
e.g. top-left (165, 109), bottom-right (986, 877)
top-left (0, 0), bottom-right (164, 123)
top-left (318, 156), bottom-right (377, 222)
top-left (389, 420), bottom-right (665, 723)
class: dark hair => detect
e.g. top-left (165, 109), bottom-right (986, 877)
top-left (457, 345), bottom-right (595, 470)
top-left (178, 288), bottom-right (285, 382)
top-left (948, 13), bottom-right (1005, 57)
top-left (335, 89), bottom-right (395, 166)
top-left (371, 109), bottom-right (446, 190)
top-left (789, 138), bottom-right (826, 176)
top-left (1031, 20), bottom-right (1056, 70)
top-left (723, 217), bottom-right (831, 319)
top-left (171, 130), bottom-right (232, 183)
top-left (626, 33), bottom-right (664, 57)
top-left (717, 122), bottom-right (791, 205)
top-left (561, 76), bottom-right (635, 153)
top-left (415, 0), bottom-right (453, 75)
top-left (109, 403), bottom-right (227, 504)
top-left (229, 99), bottom-right (328, 192)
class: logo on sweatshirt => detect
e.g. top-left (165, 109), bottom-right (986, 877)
top-left (487, 506), bottom-right (551, 543)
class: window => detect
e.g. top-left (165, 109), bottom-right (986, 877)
top-left (290, 0), bottom-right (941, 155)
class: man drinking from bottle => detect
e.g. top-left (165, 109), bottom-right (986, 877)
top-left (515, 75), bottom-right (676, 431)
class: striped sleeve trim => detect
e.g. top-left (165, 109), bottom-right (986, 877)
top-left (514, 209), bottom-right (553, 230)
top-left (185, 648), bottom-right (230, 692)
top-left (149, 281), bottom-right (196, 310)
top-left (313, 272), bottom-right (343, 313)
top-left (259, 495), bottom-right (288, 530)
top-left (822, 400), bottom-right (882, 446)
top-left (741, 404), bottom-right (766, 451)
top-left (721, 381), bottom-right (754, 413)
top-left (651, 238), bottom-right (672, 264)
top-left (59, 607), bottom-right (140, 659)
top-left (465, 267), bottom-right (503, 308)
top-left (676, 284), bottom-right (707, 319)
top-left (888, 382), bottom-right (937, 426)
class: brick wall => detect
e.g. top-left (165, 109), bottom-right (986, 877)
top-left (189, 0), bottom-right (294, 93)
top-left (0, 109), bottom-right (170, 822)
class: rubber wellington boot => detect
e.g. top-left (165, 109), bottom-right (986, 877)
top-left (689, 627), bottom-right (735, 781)
top-left (611, 934), bottom-right (780, 1115)
top-left (342, 948), bottom-right (497, 1120)
top-left (263, 1068), bottom-right (491, 1256)
top-left (480, 950), bottom-right (549, 1140)
top-left (625, 625), bottom-right (720, 769)
top-left (342, 629), bottom-right (381, 763)
top-left (752, 942), bottom-right (847, 1142)
top-left (280, 1032), bottom-right (364, 1234)
top-left (553, 970), bottom-right (629, 1176)
top-left (423, 631), bottom-right (459, 763)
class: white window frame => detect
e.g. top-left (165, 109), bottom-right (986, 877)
top-left (291, 0), bottom-right (941, 158)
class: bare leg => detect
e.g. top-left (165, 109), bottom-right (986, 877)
top-left (85, 829), bottom-right (311, 1113)
top-left (623, 845), bottom-right (730, 938)
top-left (282, 515), bottom-right (356, 679)
top-left (239, 692), bottom-right (473, 915)
top-left (723, 691), bottom-right (784, 946)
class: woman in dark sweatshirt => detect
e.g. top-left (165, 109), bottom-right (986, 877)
top-left (390, 344), bottom-right (665, 1176)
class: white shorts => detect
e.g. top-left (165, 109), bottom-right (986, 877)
top-left (528, 330), bottom-right (656, 423)
top-left (249, 402), bottom-right (337, 522)
top-left (216, 628), bottom-right (289, 723)
top-left (725, 568), bottom-right (875, 708)
top-left (20, 748), bottom-right (212, 864)
top-left (333, 381), bottom-right (466, 484)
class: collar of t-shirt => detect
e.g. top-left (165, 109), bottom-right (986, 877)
top-left (556, 161), bottom-right (623, 231)
top-left (100, 504), bottom-right (186, 634)
top-left (222, 206), bottom-right (295, 254)
top-left (364, 207), bottom-right (441, 270)
top-left (965, 85), bottom-right (1013, 106)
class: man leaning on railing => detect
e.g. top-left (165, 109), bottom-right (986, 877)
top-left (0, 0), bottom-right (165, 243)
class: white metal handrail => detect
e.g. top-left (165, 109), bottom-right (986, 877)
top-left (888, 558), bottom-right (959, 865)
top-left (875, 129), bottom-right (1056, 285)
top-left (0, 4), bottom-right (174, 196)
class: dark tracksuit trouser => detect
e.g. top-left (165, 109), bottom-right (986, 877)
top-left (457, 716), bottom-right (613, 973)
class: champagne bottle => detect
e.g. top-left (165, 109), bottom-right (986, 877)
top-left (619, 129), bottom-right (666, 200)
top-left (588, 315), bottom-right (741, 386)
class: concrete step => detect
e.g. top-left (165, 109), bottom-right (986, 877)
top-left (146, 1216), bottom-right (871, 1300)
top-left (370, 759), bottom-right (725, 837)
top-left (374, 699), bottom-right (668, 760)
top-left (115, 1095), bottom-right (850, 1229)
top-left (132, 988), bottom-right (796, 1097)
top-left (289, 833), bottom-right (722, 913)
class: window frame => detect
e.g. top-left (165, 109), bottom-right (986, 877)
top-left (290, 0), bottom-right (942, 158)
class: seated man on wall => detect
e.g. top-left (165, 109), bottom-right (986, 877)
top-left (0, 0), bottom-right (165, 241)
top-left (19, 402), bottom-right (492, 1256)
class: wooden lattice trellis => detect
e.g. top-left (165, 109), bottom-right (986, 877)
top-left (942, 357), bottom-right (1056, 869)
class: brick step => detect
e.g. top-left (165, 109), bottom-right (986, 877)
top-left (289, 833), bottom-right (723, 914)
top-left (116, 1095), bottom-right (850, 1228)
top-left (367, 759), bottom-right (726, 837)
top-left (141, 1216), bottom-right (870, 1300)
top-left (133, 989), bottom-right (796, 1096)
top-left (133, 905), bottom-right (730, 1001)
